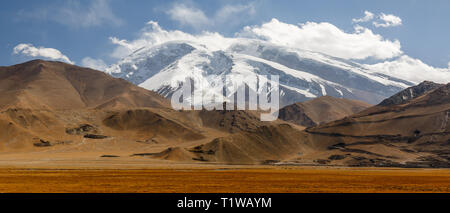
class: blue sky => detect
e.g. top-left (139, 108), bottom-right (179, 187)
top-left (1, 0), bottom-right (449, 70)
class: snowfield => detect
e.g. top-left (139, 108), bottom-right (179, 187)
top-left (105, 39), bottom-right (414, 106)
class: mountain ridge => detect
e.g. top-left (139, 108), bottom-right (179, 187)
top-left (0, 59), bottom-right (448, 168)
top-left (300, 83), bottom-right (450, 167)
top-left (0, 59), bottom-right (169, 110)
top-left (378, 81), bottom-right (444, 106)
top-left (0, 60), bottom-right (308, 165)
top-left (105, 39), bottom-right (414, 106)
top-left (278, 96), bottom-right (372, 127)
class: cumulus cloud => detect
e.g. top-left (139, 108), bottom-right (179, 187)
top-left (109, 19), bottom-right (403, 61)
top-left (109, 21), bottom-right (233, 58)
top-left (17, 0), bottom-right (123, 28)
top-left (373, 13), bottom-right (402, 28)
top-left (237, 18), bottom-right (402, 60)
top-left (107, 18), bottom-right (449, 84)
top-left (13, 43), bottom-right (74, 64)
top-left (81, 57), bottom-right (108, 71)
top-left (352, 11), bottom-right (374, 23)
top-left (353, 11), bottom-right (402, 28)
top-left (366, 55), bottom-right (450, 84)
top-left (166, 2), bottom-right (255, 29)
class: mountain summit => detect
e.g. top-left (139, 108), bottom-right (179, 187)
top-left (106, 39), bottom-right (413, 106)
top-left (303, 82), bottom-right (450, 167)
top-left (0, 60), bottom-right (169, 110)
top-left (278, 96), bottom-right (372, 127)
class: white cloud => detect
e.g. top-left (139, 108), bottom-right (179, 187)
top-left (18, 0), bottom-right (123, 28)
top-left (353, 11), bottom-right (402, 28)
top-left (109, 19), bottom-right (403, 61)
top-left (166, 3), bottom-right (210, 29)
top-left (166, 2), bottom-right (256, 29)
top-left (373, 13), bottom-right (402, 28)
top-left (367, 55), bottom-right (450, 84)
top-left (107, 18), bottom-right (449, 85)
top-left (215, 4), bottom-right (256, 25)
top-left (109, 21), bottom-right (233, 59)
top-left (352, 11), bottom-right (374, 23)
top-left (13, 43), bottom-right (74, 64)
top-left (237, 18), bottom-right (403, 60)
top-left (81, 57), bottom-right (108, 71)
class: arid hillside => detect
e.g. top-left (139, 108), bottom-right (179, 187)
top-left (0, 60), bottom-right (307, 165)
top-left (295, 82), bottom-right (450, 168)
top-left (0, 60), bottom-right (169, 110)
top-left (278, 96), bottom-right (372, 127)
top-left (0, 60), bottom-right (449, 167)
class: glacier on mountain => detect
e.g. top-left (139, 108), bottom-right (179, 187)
top-left (105, 39), bottom-right (414, 106)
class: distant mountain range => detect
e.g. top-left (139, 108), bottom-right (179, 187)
top-left (106, 39), bottom-right (413, 106)
top-left (0, 60), bottom-right (448, 168)
top-left (0, 60), bottom-right (303, 163)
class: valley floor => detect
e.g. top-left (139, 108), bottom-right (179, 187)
top-left (0, 159), bottom-right (449, 193)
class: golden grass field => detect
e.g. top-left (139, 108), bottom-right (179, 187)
top-left (0, 166), bottom-right (449, 193)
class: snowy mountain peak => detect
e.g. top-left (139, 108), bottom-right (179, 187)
top-left (106, 39), bottom-right (414, 106)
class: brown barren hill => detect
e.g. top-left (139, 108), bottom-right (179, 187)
top-left (301, 82), bottom-right (450, 168)
top-left (4, 60), bottom-right (448, 168)
top-left (278, 96), bottom-right (372, 127)
top-left (0, 60), bottom-right (198, 150)
top-left (0, 59), bottom-right (169, 110)
top-left (378, 81), bottom-right (443, 106)
top-left (0, 60), bottom-right (308, 165)
top-left (145, 109), bottom-right (308, 164)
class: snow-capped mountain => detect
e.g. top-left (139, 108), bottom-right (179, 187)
top-left (105, 39), bottom-right (414, 106)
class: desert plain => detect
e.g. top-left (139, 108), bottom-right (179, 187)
top-left (1, 61), bottom-right (449, 193)
top-left (0, 155), bottom-right (449, 193)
